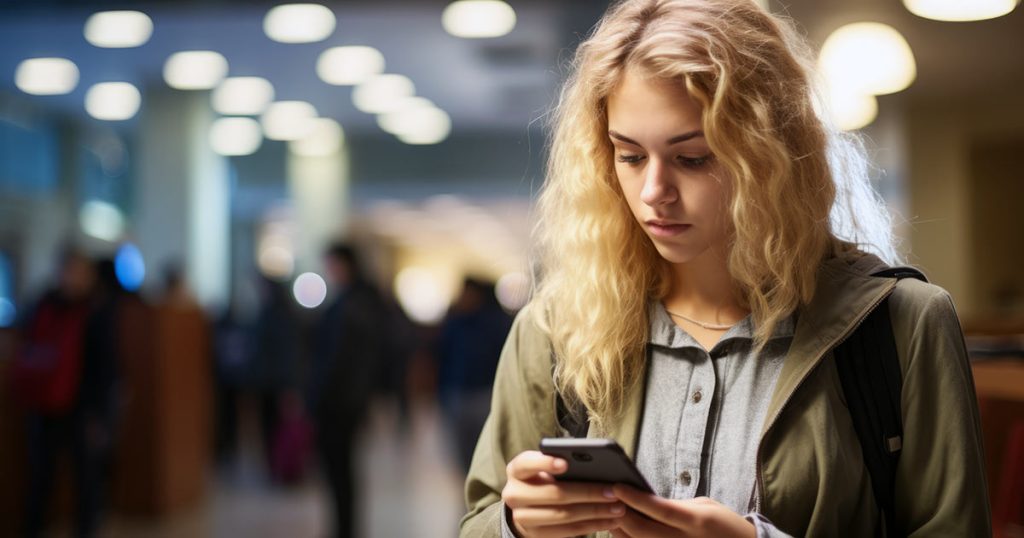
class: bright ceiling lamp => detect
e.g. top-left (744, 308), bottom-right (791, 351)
top-left (85, 82), bottom-right (141, 121)
top-left (15, 58), bottom-right (79, 95)
top-left (290, 117), bottom-right (344, 156)
top-left (257, 232), bottom-right (295, 279)
top-left (264, 3), bottom-right (336, 44)
top-left (377, 99), bottom-right (452, 145)
top-left (293, 272), bottom-right (327, 308)
top-left (377, 97), bottom-right (434, 134)
top-left (80, 200), bottom-right (125, 241)
top-left (397, 108), bottom-right (451, 144)
top-left (212, 76), bottom-right (274, 115)
top-left (164, 50), bottom-right (228, 90)
top-left (317, 46), bottom-right (385, 86)
top-left (352, 74), bottom-right (415, 114)
top-left (84, 10), bottom-right (153, 48)
top-left (261, 100), bottom-right (318, 141)
top-left (394, 267), bottom-right (452, 324)
top-left (442, 0), bottom-right (517, 38)
top-left (823, 83), bottom-right (878, 131)
top-left (210, 117), bottom-right (263, 156)
top-left (903, 0), bottom-right (1019, 21)
top-left (819, 23), bottom-right (916, 96)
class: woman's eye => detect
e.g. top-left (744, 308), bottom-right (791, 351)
top-left (677, 154), bottom-right (713, 168)
top-left (616, 154), bottom-right (645, 164)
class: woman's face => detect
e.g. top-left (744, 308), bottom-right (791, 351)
top-left (607, 70), bottom-right (730, 265)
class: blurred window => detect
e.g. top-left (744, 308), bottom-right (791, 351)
top-left (0, 118), bottom-right (59, 196)
top-left (0, 251), bottom-right (14, 327)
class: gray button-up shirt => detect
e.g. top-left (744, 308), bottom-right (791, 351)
top-left (635, 303), bottom-right (794, 531)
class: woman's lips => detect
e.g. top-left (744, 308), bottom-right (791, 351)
top-left (645, 220), bottom-right (691, 237)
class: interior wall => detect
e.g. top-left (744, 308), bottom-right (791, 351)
top-left (969, 136), bottom-right (1024, 320)
top-left (906, 88), bottom-right (1024, 320)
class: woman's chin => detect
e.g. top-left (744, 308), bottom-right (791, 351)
top-left (652, 243), bottom-right (707, 265)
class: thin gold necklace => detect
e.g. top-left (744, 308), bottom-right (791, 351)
top-left (665, 309), bottom-right (734, 331)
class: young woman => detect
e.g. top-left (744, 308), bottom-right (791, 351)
top-left (461, 0), bottom-right (990, 537)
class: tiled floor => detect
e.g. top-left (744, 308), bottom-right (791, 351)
top-left (102, 399), bottom-right (466, 538)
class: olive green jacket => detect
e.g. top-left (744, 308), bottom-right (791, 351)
top-left (461, 253), bottom-right (991, 537)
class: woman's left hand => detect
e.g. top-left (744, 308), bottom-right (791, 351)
top-left (609, 485), bottom-right (756, 538)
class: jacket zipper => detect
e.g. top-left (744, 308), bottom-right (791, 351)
top-left (752, 281), bottom-right (896, 514)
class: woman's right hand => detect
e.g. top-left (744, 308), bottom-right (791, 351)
top-left (502, 450), bottom-right (625, 538)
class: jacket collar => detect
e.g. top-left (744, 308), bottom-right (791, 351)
top-left (600, 252), bottom-right (898, 458)
top-left (760, 252), bottom-right (896, 438)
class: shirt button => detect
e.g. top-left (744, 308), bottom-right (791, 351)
top-left (692, 390), bottom-right (703, 403)
top-left (680, 470), bottom-right (692, 485)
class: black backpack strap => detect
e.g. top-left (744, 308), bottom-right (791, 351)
top-left (555, 389), bottom-right (590, 438)
top-left (834, 266), bottom-right (926, 537)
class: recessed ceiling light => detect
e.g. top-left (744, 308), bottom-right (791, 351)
top-left (210, 117), bottom-right (263, 156)
top-left (290, 117), bottom-right (344, 157)
top-left (163, 50), bottom-right (229, 90)
top-left (903, 0), bottom-right (1018, 21)
top-left (293, 272), bottom-right (327, 308)
top-left (821, 83), bottom-right (878, 131)
top-left (264, 3), bottom-right (336, 44)
top-left (15, 58), bottom-right (79, 95)
top-left (396, 108), bottom-right (451, 145)
top-left (84, 10), bottom-right (153, 48)
top-left (442, 0), bottom-right (517, 39)
top-left (85, 82), bottom-right (142, 121)
top-left (352, 74), bottom-right (415, 114)
top-left (377, 98), bottom-right (452, 144)
top-left (819, 22), bottom-right (916, 96)
top-left (212, 77), bottom-right (275, 116)
top-left (261, 100), bottom-right (318, 141)
top-left (80, 200), bottom-right (125, 241)
top-left (317, 46), bottom-right (385, 86)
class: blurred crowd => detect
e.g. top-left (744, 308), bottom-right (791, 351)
top-left (0, 241), bottom-right (514, 538)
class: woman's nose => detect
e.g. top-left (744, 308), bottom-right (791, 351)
top-left (639, 158), bottom-right (678, 207)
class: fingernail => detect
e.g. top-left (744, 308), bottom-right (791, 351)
top-left (610, 504), bottom-right (625, 515)
top-left (603, 487), bottom-right (615, 499)
top-left (551, 458), bottom-right (566, 472)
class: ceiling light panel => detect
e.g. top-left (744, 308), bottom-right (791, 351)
top-left (264, 3), bottom-right (336, 44)
top-left (317, 46), bottom-right (385, 86)
top-left (261, 100), bottom-right (318, 141)
top-left (85, 82), bottom-right (142, 121)
top-left (15, 58), bottom-right (79, 95)
top-left (442, 0), bottom-right (517, 39)
top-left (210, 117), bottom-right (263, 156)
top-left (819, 22), bottom-right (916, 96)
top-left (352, 74), bottom-right (415, 114)
top-left (903, 0), bottom-right (1018, 21)
top-left (212, 77), bottom-right (275, 115)
top-left (290, 117), bottom-right (344, 157)
top-left (164, 50), bottom-right (229, 90)
top-left (84, 10), bottom-right (153, 48)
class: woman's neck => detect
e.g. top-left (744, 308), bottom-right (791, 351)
top-left (662, 247), bottom-right (748, 325)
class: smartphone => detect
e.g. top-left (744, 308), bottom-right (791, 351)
top-left (539, 438), bottom-right (654, 493)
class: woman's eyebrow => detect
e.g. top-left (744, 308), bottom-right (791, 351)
top-left (666, 130), bottom-right (704, 144)
top-left (608, 130), bottom-right (641, 146)
top-left (608, 129), bottom-right (705, 146)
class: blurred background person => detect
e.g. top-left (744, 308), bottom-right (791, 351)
top-left (308, 242), bottom-right (386, 538)
top-left (12, 249), bottom-right (121, 538)
top-left (248, 275), bottom-right (302, 482)
top-left (435, 277), bottom-right (512, 474)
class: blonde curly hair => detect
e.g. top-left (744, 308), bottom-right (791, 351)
top-left (532, 0), bottom-right (899, 428)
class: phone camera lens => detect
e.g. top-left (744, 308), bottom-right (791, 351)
top-left (571, 451), bottom-right (593, 463)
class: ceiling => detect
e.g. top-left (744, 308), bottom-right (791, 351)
top-left (0, 0), bottom-right (1020, 141)
top-left (0, 1), bottom-right (599, 136)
